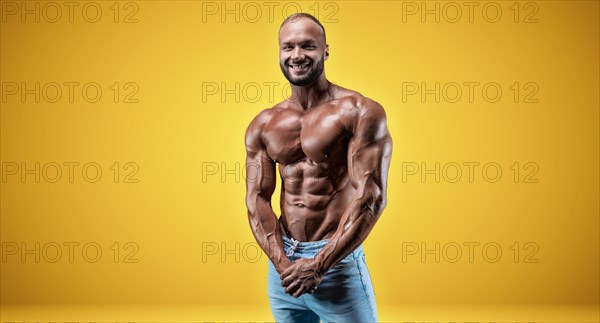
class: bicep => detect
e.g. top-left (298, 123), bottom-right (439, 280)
top-left (347, 102), bottom-right (393, 191)
top-left (245, 118), bottom-right (276, 200)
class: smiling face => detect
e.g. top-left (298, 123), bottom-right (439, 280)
top-left (279, 17), bottom-right (329, 86)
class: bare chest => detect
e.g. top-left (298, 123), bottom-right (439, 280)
top-left (262, 106), bottom-right (349, 164)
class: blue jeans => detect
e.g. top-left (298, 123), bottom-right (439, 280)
top-left (267, 235), bottom-right (378, 323)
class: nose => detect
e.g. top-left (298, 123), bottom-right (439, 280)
top-left (291, 46), bottom-right (302, 61)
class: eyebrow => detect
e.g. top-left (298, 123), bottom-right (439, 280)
top-left (281, 39), bottom-right (317, 46)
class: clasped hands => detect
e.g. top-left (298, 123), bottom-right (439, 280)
top-left (280, 258), bottom-right (324, 298)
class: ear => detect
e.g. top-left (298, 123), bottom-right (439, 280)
top-left (325, 44), bottom-right (329, 61)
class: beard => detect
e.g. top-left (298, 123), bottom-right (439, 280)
top-left (280, 55), bottom-right (325, 86)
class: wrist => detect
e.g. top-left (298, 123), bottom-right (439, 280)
top-left (275, 258), bottom-right (292, 273)
top-left (313, 255), bottom-right (328, 276)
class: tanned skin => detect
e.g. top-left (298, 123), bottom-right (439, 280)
top-left (245, 17), bottom-right (392, 298)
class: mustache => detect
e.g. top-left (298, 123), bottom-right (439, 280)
top-left (286, 58), bottom-right (312, 66)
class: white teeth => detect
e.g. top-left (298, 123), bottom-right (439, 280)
top-left (290, 64), bottom-right (309, 69)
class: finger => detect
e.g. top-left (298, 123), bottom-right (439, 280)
top-left (281, 273), bottom-right (296, 287)
top-left (285, 279), bottom-right (301, 294)
top-left (292, 284), bottom-right (308, 298)
top-left (285, 280), bottom-right (301, 295)
top-left (305, 280), bottom-right (320, 294)
top-left (280, 264), bottom-right (295, 279)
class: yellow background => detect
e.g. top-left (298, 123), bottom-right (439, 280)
top-left (1, 0), bottom-right (598, 321)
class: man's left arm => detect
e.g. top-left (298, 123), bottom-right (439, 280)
top-left (281, 98), bottom-right (393, 297)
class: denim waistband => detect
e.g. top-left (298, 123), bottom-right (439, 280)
top-left (282, 235), bottom-right (329, 251)
top-left (281, 235), bottom-right (363, 258)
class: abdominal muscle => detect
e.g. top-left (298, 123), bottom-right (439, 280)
top-left (277, 158), bottom-right (355, 242)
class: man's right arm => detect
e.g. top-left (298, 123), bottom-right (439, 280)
top-left (245, 111), bottom-right (292, 274)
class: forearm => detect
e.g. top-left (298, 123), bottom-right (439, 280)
top-left (247, 198), bottom-right (292, 273)
top-left (313, 186), bottom-right (385, 275)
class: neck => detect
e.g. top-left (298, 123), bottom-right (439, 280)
top-left (289, 75), bottom-right (331, 111)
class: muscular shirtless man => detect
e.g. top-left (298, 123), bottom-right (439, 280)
top-left (245, 13), bottom-right (392, 322)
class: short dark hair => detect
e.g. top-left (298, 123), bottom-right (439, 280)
top-left (280, 13), bottom-right (326, 43)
